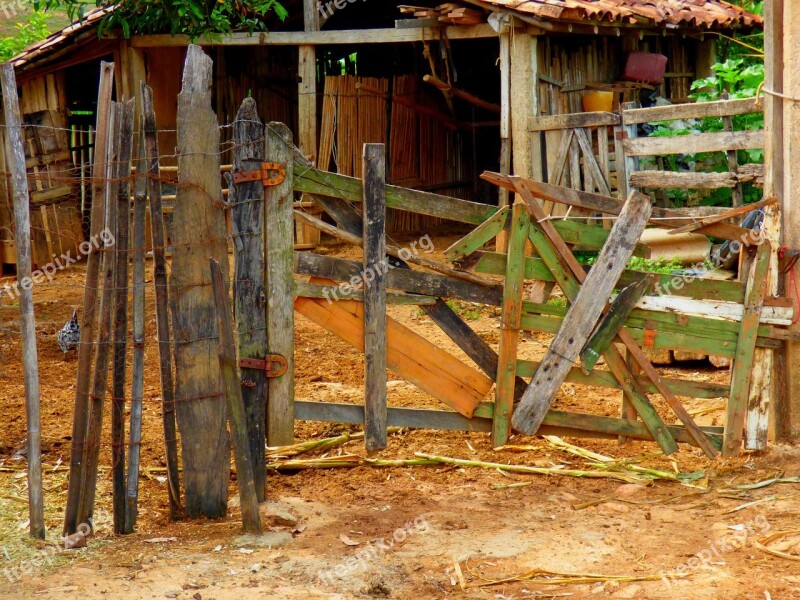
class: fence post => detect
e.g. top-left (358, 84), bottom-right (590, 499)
top-left (231, 98), bottom-right (268, 500)
top-left (1, 63), bottom-right (45, 540)
top-left (171, 45), bottom-right (230, 518)
top-left (362, 144), bottom-right (387, 452)
top-left (265, 122), bottom-right (295, 446)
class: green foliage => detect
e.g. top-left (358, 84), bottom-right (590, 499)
top-left (585, 255), bottom-right (713, 275)
top-left (0, 12), bottom-right (50, 61)
top-left (35, 0), bottom-right (288, 38)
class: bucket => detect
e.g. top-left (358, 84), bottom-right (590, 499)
top-left (582, 91), bottom-right (614, 113)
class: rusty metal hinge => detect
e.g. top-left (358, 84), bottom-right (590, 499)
top-left (239, 354), bottom-right (288, 380)
top-left (232, 162), bottom-right (286, 186)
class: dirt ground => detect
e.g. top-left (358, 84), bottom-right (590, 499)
top-left (1, 231), bottom-right (800, 599)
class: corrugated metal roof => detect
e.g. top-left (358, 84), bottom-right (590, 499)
top-left (474, 0), bottom-right (762, 29)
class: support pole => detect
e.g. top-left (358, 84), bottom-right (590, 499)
top-left (1, 63), bottom-right (45, 540)
top-left (362, 144), bottom-right (387, 453)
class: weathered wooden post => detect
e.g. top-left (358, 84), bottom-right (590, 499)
top-left (230, 98), bottom-right (268, 501)
top-left (64, 62), bottom-right (113, 536)
top-left (265, 123), bottom-right (295, 446)
top-left (1, 63), bottom-right (45, 540)
top-left (141, 83), bottom-right (181, 518)
top-left (171, 46), bottom-right (230, 517)
top-left (362, 144), bottom-right (387, 452)
top-left (210, 258), bottom-right (263, 534)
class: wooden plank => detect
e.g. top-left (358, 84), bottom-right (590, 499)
top-left (481, 173), bottom-right (754, 242)
top-left (125, 126), bottom-right (147, 534)
top-left (629, 170), bottom-right (738, 190)
top-left (265, 122), bottom-right (296, 446)
top-left (230, 98), bottom-right (268, 502)
top-left (294, 166), bottom-right (497, 225)
top-left (210, 259), bottom-right (262, 534)
top-left (724, 242), bottom-right (772, 457)
top-left (581, 277), bottom-right (651, 373)
top-left (574, 128), bottom-right (612, 197)
top-left (445, 205), bottom-right (509, 263)
top-left (528, 111), bottom-right (620, 132)
top-left (623, 130), bottom-right (764, 157)
top-left (362, 144), bottom-right (388, 453)
top-left (493, 202), bottom-right (530, 447)
top-left (294, 280), bottom-right (434, 305)
top-left (668, 196), bottom-right (777, 236)
top-left (294, 402), bottom-right (723, 449)
top-left (171, 46), bottom-right (230, 518)
top-left (511, 188), bottom-right (653, 436)
top-left (723, 114), bottom-right (744, 207)
top-left (295, 296), bottom-right (491, 417)
top-left (623, 97), bottom-right (762, 125)
top-left (635, 295), bottom-right (792, 327)
top-left (129, 24), bottom-right (500, 47)
top-left (141, 83), bottom-right (181, 519)
top-left (549, 129), bottom-right (574, 188)
top-left (1, 63), bottom-right (45, 540)
top-left (111, 98), bottom-right (134, 534)
top-left (294, 252), bottom-right (502, 305)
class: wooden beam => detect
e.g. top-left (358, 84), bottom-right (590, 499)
top-left (528, 111), bottom-right (620, 132)
top-left (362, 144), bottom-right (388, 453)
top-left (1, 63), bottom-right (45, 540)
top-left (623, 97), bottom-right (762, 125)
top-left (623, 130), bottom-right (764, 157)
top-left (629, 170), bottom-right (738, 190)
top-left (129, 24), bottom-right (499, 47)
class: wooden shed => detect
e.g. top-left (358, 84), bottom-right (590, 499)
top-left (0, 0), bottom-right (761, 272)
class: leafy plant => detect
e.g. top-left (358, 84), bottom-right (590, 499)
top-left (35, 0), bottom-right (288, 39)
top-left (0, 13), bottom-right (50, 61)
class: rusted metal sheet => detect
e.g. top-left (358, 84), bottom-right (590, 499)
top-left (476, 0), bottom-right (762, 29)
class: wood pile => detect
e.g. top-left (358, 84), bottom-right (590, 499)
top-left (398, 4), bottom-right (484, 26)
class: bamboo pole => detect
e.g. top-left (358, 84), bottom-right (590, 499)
top-left (1, 63), bottom-right (45, 540)
top-left (112, 98), bottom-right (134, 534)
top-left (141, 82), bottom-right (182, 518)
top-left (63, 62), bottom-right (114, 536)
top-left (210, 258), bottom-right (262, 534)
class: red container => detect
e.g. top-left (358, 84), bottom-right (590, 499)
top-left (622, 52), bottom-right (668, 85)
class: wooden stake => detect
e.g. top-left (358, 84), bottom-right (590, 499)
top-left (112, 98), bottom-right (134, 534)
top-left (125, 120), bottom-right (147, 533)
top-left (64, 61), bottom-right (113, 536)
top-left (362, 144), bottom-right (388, 453)
top-left (1, 63), bottom-right (45, 540)
top-left (210, 258), bottom-right (263, 534)
top-left (78, 101), bottom-right (122, 529)
top-left (141, 82), bottom-right (182, 518)
top-left (230, 98), bottom-right (268, 501)
top-left (265, 122), bottom-right (296, 446)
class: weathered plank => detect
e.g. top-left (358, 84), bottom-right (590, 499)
top-left (141, 83), bottom-right (182, 519)
top-left (171, 46), bottom-right (230, 518)
top-left (295, 295), bottom-right (491, 417)
top-left (581, 277), bottom-right (651, 373)
top-left (528, 111), bottom-right (620, 132)
top-left (265, 122), bottom-right (296, 446)
top-left (668, 196), bottom-right (777, 236)
top-left (623, 130), bottom-right (764, 157)
top-left (493, 202), bottom-right (530, 447)
top-left (574, 128), bottom-right (612, 197)
top-left (294, 280), bottom-right (435, 305)
top-left (445, 205), bottom-right (509, 263)
top-left (362, 144), bottom-right (388, 452)
top-left (210, 259), bottom-right (262, 534)
top-left (64, 62), bottom-right (113, 537)
top-left (511, 189), bottom-right (653, 437)
top-left (294, 252), bottom-right (502, 305)
top-left (629, 170), bottom-right (738, 190)
top-left (111, 98), bottom-right (135, 534)
top-left (230, 98), bottom-right (268, 501)
top-left (1, 63), bottom-right (45, 539)
top-left (724, 242), bottom-right (772, 457)
top-left (623, 97), bottom-right (762, 125)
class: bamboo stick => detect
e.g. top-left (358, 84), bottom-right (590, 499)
top-left (1, 64), bottom-right (45, 540)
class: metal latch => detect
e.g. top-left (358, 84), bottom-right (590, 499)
top-left (239, 355), bottom-right (288, 380)
top-left (232, 162), bottom-right (286, 186)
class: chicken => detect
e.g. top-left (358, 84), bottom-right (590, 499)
top-left (57, 309), bottom-right (80, 353)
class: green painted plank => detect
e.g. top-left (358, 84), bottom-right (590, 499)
top-left (445, 205), bottom-right (510, 262)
